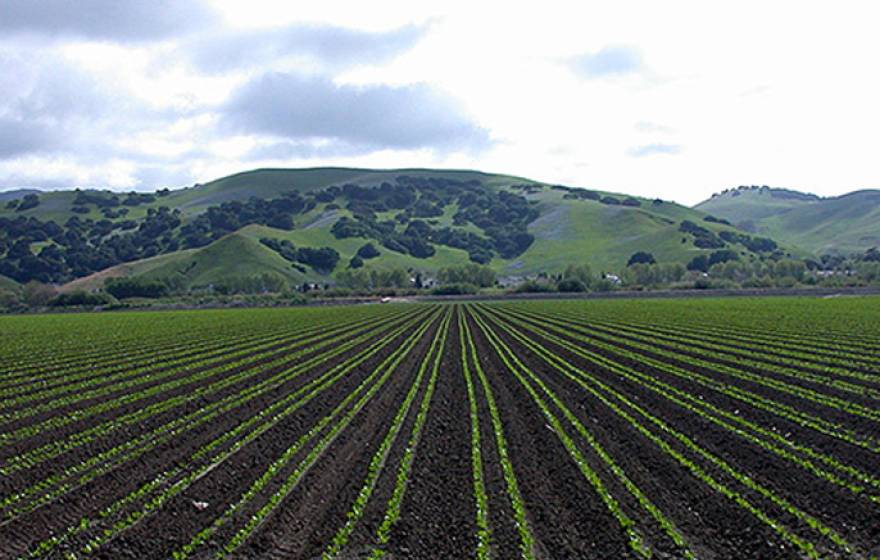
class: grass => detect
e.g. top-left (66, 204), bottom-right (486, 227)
top-left (509, 189), bottom-right (707, 274)
top-left (239, 224), bottom-right (473, 276)
top-left (140, 232), bottom-right (305, 289)
top-left (698, 188), bottom-right (880, 254)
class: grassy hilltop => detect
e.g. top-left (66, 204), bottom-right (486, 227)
top-left (697, 186), bottom-right (880, 255)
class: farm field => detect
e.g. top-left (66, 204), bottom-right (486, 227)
top-left (0, 298), bottom-right (878, 559)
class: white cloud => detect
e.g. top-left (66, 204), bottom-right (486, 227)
top-left (1, 0), bottom-right (879, 205)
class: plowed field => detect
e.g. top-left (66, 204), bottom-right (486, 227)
top-left (1, 297), bottom-right (878, 559)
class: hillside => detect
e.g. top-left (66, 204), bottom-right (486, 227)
top-left (697, 186), bottom-right (880, 254)
top-left (1, 168), bottom-right (797, 291)
top-left (0, 189), bottom-right (40, 202)
top-left (0, 168), bottom-right (531, 223)
top-left (0, 274), bottom-right (19, 293)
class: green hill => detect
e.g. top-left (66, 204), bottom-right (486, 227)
top-left (0, 274), bottom-right (19, 293)
top-left (1, 168), bottom-right (799, 291)
top-left (697, 186), bottom-right (880, 254)
top-left (0, 168), bottom-right (532, 223)
top-left (137, 232), bottom-right (308, 292)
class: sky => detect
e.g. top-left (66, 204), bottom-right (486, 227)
top-left (1, 0), bottom-right (879, 205)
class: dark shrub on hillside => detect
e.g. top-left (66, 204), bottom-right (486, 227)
top-left (708, 249), bottom-right (739, 267)
top-left (122, 193), bottom-right (155, 206)
top-left (694, 236), bottom-right (725, 249)
top-left (17, 194), bottom-right (40, 212)
top-left (349, 256), bottom-right (364, 269)
top-left (315, 190), bottom-right (336, 203)
top-left (356, 243), bottom-right (380, 259)
top-left (259, 238), bottom-right (298, 261)
top-left (600, 196), bottom-right (621, 205)
top-left (703, 215), bottom-right (731, 225)
top-left (718, 230), bottom-right (777, 252)
top-left (627, 252), bottom-right (656, 266)
top-left (679, 220), bottom-right (710, 236)
top-left (468, 248), bottom-right (493, 265)
top-left (296, 247), bottom-right (340, 273)
top-left (621, 197), bottom-right (641, 207)
top-left (266, 213), bottom-right (294, 230)
top-left (412, 199), bottom-right (444, 217)
top-left (332, 217), bottom-right (375, 239)
top-left (404, 220), bottom-right (431, 238)
top-left (105, 277), bottom-right (168, 299)
top-left (680, 220), bottom-right (725, 249)
top-left (687, 255), bottom-right (710, 272)
top-left (383, 233), bottom-right (434, 259)
top-left (744, 236), bottom-right (777, 253)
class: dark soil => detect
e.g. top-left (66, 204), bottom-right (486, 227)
top-left (2, 303), bottom-right (877, 560)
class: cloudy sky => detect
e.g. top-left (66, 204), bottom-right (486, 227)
top-left (1, 0), bottom-right (879, 204)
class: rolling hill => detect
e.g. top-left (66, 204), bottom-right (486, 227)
top-left (0, 168), bottom-right (799, 291)
top-left (697, 186), bottom-right (880, 255)
top-left (0, 274), bottom-right (19, 293)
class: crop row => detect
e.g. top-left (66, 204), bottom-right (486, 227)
top-left (496, 304), bottom-right (880, 436)
top-left (23, 306), bottom-right (436, 558)
top-left (494, 304), bottom-right (880, 465)
top-left (0, 310), bottom-right (395, 422)
top-left (0, 305), bottom-right (406, 399)
top-left (584, 314), bottom-right (880, 371)
top-left (0, 307), bottom-right (359, 378)
top-left (172, 308), bottom-right (443, 558)
top-left (1, 308), bottom-right (429, 524)
top-left (548, 310), bottom-right (880, 396)
top-left (474, 304), bottom-right (862, 559)
top-left (3, 298), bottom-right (876, 559)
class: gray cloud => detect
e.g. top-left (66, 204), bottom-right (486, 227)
top-left (628, 143), bottom-right (682, 157)
top-left (186, 23), bottom-right (427, 73)
top-left (0, 54), bottom-right (103, 158)
top-left (223, 72), bottom-right (491, 152)
top-left (2, 58), bottom-right (109, 121)
top-left (0, 117), bottom-right (56, 157)
top-left (0, 15), bottom-right (476, 190)
top-left (0, 52), bottom-right (169, 160)
top-left (0, 0), bottom-right (215, 42)
top-left (571, 46), bottom-right (643, 78)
